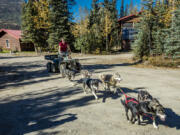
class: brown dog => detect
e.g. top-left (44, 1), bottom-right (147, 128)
top-left (99, 72), bottom-right (122, 93)
top-left (81, 70), bottom-right (92, 79)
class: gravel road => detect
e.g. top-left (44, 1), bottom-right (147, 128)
top-left (0, 54), bottom-right (180, 135)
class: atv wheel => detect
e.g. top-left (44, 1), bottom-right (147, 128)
top-left (51, 64), bottom-right (56, 73)
top-left (76, 62), bottom-right (81, 72)
top-left (47, 62), bottom-right (52, 72)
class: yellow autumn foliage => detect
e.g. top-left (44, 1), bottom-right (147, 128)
top-left (144, 0), bottom-right (179, 27)
top-left (33, 0), bottom-right (50, 29)
top-left (162, 0), bottom-right (179, 27)
top-left (72, 17), bottom-right (89, 38)
top-left (104, 9), bottom-right (113, 38)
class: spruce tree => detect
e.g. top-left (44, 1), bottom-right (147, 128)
top-left (88, 0), bottom-right (102, 52)
top-left (33, 0), bottom-right (50, 51)
top-left (120, 0), bottom-right (124, 17)
top-left (164, 4), bottom-right (180, 58)
top-left (100, 0), bottom-right (119, 51)
top-left (133, 0), bottom-right (156, 58)
top-left (74, 0), bottom-right (119, 53)
top-left (109, 0), bottom-right (119, 50)
top-left (89, 0), bottom-right (99, 28)
top-left (48, 0), bottom-right (75, 50)
top-left (21, 0), bottom-right (39, 52)
top-left (125, 4), bottom-right (129, 16)
top-left (164, 0), bottom-right (169, 5)
top-left (153, 1), bottom-right (167, 55)
top-left (129, 0), bottom-right (133, 14)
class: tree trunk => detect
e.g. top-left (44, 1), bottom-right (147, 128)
top-left (39, 47), bottom-right (42, 55)
top-left (106, 35), bottom-right (108, 52)
top-left (34, 45), bottom-right (38, 54)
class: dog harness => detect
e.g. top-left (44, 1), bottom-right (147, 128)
top-left (119, 88), bottom-right (139, 105)
top-left (119, 88), bottom-right (153, 120)
top-left (125, 97), bottom-right (139, 104)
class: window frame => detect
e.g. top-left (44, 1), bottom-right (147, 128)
top-left (6, 40), bottom-right (10, 48)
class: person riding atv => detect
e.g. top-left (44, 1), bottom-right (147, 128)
top-left (45, 38), bottom-right (81, 76)
top-left (58, 38), bottom-right (73, 77)
top-left (58, 38), bottom-right (71, 60)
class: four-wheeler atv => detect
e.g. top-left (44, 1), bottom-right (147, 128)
top-left (44, 54), bottom-right (81, 77)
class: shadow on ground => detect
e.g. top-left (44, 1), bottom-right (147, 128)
top-left (0, 86), bottom-right (96, 135)
top-left (0, 56), bottom-right (38, 60)
top-left (140, 108), bottom-right (180, 129)
top-left (100, 87), bottom-right (140, 103)
top-left (0, 56), bottom-right (141, 89)
top-left (0, 60), bottom-right (58, 89)
top-left (160, 108), bottom-right (180, 129)
top-left (82, 60), bottom-right (142, 73)
top-left (0, 84), bottom-right (146, 135)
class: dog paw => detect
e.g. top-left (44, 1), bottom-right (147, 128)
top-left (154, 126), bottom-right (159, 129)
top-left (84, 92), bottom-right (87, 94)
top-left (153, 123), bottom-right (159, 129)
top-left (135, 121), bottom-right (139, 125)
top-left (140, 119), bottom-right (144, 122)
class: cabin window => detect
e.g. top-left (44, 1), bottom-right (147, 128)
top-left (6, 40), bottom-right (10, 48)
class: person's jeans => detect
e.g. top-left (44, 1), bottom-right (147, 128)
top-left (59, 51), bottom-right (69, 60)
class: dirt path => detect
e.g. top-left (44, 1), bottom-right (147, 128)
top-left (0, 54), bottom-right (180, 135)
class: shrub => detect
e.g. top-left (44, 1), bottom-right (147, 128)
top-left (142, 56), bottom-right (148, 61)
top-left (92, 48), bottom-right (101, 54)
top-left (101, 51), bottom-right (110, 55)
top-left (148, 56), bottom-right (180, 68)
top-left (0, 48), bottom-right (10, 53)
top-left (0, 47), bottom-right (3, 52)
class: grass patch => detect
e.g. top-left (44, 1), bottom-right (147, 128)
top-left (0, 49), bottom-right (10, 53)
top-left (137, 56), bottom-right (180, 68)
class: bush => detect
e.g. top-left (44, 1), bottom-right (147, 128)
top-left (142, 56), bottom-right (148, 61)
top-left (148, 56), bottom-right (180, 68)
top-left (0, 47), bottom-right (3, 52)
top-left (101, 51), bottom-right (110, 55)
top-left (0, 48), bottom-right (10, 53)
top-left (92, 48), bottom-right (101, 54)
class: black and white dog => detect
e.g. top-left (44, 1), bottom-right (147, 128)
top-left (138, 90), bottom-right (153, 102)
top-left (121, 94), bottom-right (149, 125)
top-left (146, 98), bottom-right (166, 129)
top-left (82, 78), bottom-right (102, 100)
top-left (138, 90), bottom-right (166, 129)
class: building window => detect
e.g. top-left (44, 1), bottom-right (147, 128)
top-left (6, 40), bottom-right (10, 48)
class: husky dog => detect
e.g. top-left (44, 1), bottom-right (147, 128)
top-left (147, 98), bottom-right (166, 129)
top-left (121, 94), bottom-right (149, 125)
top-left (99, 72), bottom-right (122, 94)
top-left (138, 90), bottom-right (153, 102)
top-left (64, 69), bottom-right (78, 81)
top-left (81, 70), bottom-right (92, 79)
top-left (138, 90), bottom-right (166, 128)
top-left (83, 78), bottom-right (102, 100)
